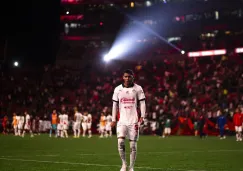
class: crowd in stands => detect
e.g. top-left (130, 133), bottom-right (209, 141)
top-left (1, 50), bottom-right (243, 134)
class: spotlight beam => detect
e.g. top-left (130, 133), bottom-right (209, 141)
top-left (110, 3), bottom-right (182, 53)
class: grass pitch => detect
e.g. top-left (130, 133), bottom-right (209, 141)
top-left (0, 135), bottom-right (242, 171)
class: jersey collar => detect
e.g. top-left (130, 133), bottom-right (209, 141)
top-left (122, 83), bottom-right (134, 88)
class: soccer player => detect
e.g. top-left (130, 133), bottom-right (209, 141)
top-left (99, 112), bottom-right (106, 138)
top-left (87, 112), bottom-right (92, 138)
top-left (57, 113), bottom-right (64, 137)
top-left (217, 110), bottom-right (226, 139)
top-left (82, 112), bottom-right (89, 137)
top-left (111, 69), bottom-right (146, 171)
top-left (22, 111), bottom-right (34, 137)
top-left (17, 114), bottom-right (25, 136)
top-left (62, 112), bottom-right (69, 138)
top-left (50, 110), bottom-right (58, 137)
top-left (12, 113), bottom-right (18, 136)
top-left (198, 114), bottom-right (206, 139)
top-left (163, 118), bottom-right (171, 138)
top-left (73, 108), bottom-right (82, 138)
top-left (2, 115), bottom-right (8, 134)
top-left (106, 114), bottom-right (113, 137)
top-left (233, 108), bottom-right (242, 141)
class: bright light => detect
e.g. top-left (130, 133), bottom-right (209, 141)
top-left (66, 11), bottom-right (69, 14)
top-left (215, 11), bottom-right (219, 20)
top-left (14, 61), bottom-right (19, 67)
top-left (235, 47), bottom-right (243, 53)
top-left (188, 49), bottom-right (226, 57)
top-left (181, 50), bottom-right (185, 55)
top-left (146, 1), bottom-right (152, 7)
top-left (130, 2), bottom-right (134, 8)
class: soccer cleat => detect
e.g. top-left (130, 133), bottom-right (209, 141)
top-left (120, 164), bottom-right (127, 171)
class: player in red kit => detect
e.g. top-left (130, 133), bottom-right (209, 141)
top-left (233, 108), bottom-right (242, 141)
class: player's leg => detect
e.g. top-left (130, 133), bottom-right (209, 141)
top-left (14, 125), bottom-right (18, 136)
top-left (168, 128), bottom-right (171, 137)
top-left (100, 126), bottom-right (105, 138)
top-left (117, 124), bottom-right (127, 171)
top-left (128, 124), bottom-right (139, 171)
top-left (239, 126), bottom-right (242, 141)
top-left (49, 125), bottom-right (53, 137)
top-left (77, 123), bottom-right (81, 138)
top-left (73, 122), bottom-right (77, 138)
top-left (88, 123), bottom-right (92, 138)
top-left (63, 125), bottom-right (68, 138)
top-left (235, 126), bottom-right (239, 141)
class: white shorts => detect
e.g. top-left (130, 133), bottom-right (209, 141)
top-left (87, 123), bottom-right (92, 129)
top-left (13, 125), bottom-right (17, 129)
top-left (73, 122), bottom-right (81, 130)
top-left (164, 128), bottom-right (171, 134)
top-left (63, 124), bottom-right (68, 130)
top-left (116, 123), bottom-right (139, 141)
top-left (106, 123), bottom-right (112, 131)
top-left (235, 126), bottom-right (242, 132)
top-left (24, 124), bottom-right (31, 130)
top-left (18, 124), bottom-right (24, 130)
top-left (57, 124), bottom-right (63, 130)
top-left (100, 126), bottom-right (105, 132)
top-left (82, 123), bottom-right (88, 131)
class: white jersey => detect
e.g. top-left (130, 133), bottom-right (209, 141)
top-left (63, 114), bottom-right (68, 125)
top-left (25, 114), bottom-right (31, 125)
top-left (106, 115), bottom-right (112, 124)
top-left (75, 112), bottom-right (82, 123)
top-left (16, 116), bottom-right (20, 124)
top-left (82, 115), bottom-right (88, 123)
top-left (87, 114), bottom-right (92, 123)
top-left (59, 114), bottom-right (64, 125)
top-left (112, 83), bottom-right (145, 125)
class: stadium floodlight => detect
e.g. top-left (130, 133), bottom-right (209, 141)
top-left (181, 50), bottom-right (185, 55)
top-left (14, 61), bottom-right (19, 67)
top-left (66, 11), bottom-right (69, 14)
top-left (235, 47), bottom-right (243, 53)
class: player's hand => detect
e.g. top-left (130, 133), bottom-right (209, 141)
top-left (111, 121), bottom-right (116, 128)
top-left (139, 117), bottom-right (144, 125)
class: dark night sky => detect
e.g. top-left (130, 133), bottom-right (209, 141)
top-left (1, 0), bottom-right (60, 65)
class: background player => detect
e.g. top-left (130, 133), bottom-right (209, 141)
top-left (87, 112), bottom-right (92, 138)
top-left (62, 112), bottom-right (69, 138)
top-left (22, 111), bottom-right (34, 137)
top-left (99, 112), bottom-right (106, 138)
top-left (57, 113), bottom-right (64, 137)
top-left (50, 109), bottom-right (58, 137)
top-left (111, 69), bottom-right (146, 171)
top-left (106, 113), bottom-right (112, 137)
top-left (73, 108), bottom-right (82, 138)
top-left (216, 110), bottom-right (226, 140)
top-left (12, 113), bottom-right (18, 136)
top-left (233, 108), bottom-right (242, 141)
top-left (163, 118), bottom-right (171, 138)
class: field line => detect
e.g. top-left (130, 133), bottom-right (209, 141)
top-left (0, 157), bottom-right (206, 171)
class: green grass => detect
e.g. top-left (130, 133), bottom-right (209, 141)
top-left (0, 135), bottom-right (242, 171)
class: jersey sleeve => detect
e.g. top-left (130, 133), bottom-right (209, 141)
top-left (137, 86), bottom-right (145, 101)
top-left (112, 87), bottom-right (119, 102)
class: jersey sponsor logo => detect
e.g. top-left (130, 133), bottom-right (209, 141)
top-left (120, 98), bottom-right (135, 104)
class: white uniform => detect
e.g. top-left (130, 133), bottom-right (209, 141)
top-left (73, 112), bottom-right (82, 130)
top-left (63, 114), bottom-right (69, 130)
top-left (112, 83), bottom-right (145, 141)
top-left (106, 115), bottom-right (112, 131)
top-left (24, 114), bottom-right (31, 130)
top-left (15, 116), bottom-right (20, 129)
top-left (57, 114), bottom-right (64, 130)
top-left (87, 114), bottom-right (92, 129)
top-left (82, 115), bottom-right (88, 131)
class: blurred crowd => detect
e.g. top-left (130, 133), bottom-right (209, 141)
top-left (1, 52), bottom-right (243, 134)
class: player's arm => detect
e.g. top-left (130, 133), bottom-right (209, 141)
top-left (138, 86), bottom-right (146, 124)
top-left (111, 88), bottom-right (119, 127)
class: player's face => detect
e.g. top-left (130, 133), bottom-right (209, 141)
top-left (53, 110), bottom-right (56, 114)
top-left (123, 73), bottom-right (133, 85)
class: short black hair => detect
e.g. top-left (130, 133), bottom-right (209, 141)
top-left (123, 69), bottom-right (134, 76)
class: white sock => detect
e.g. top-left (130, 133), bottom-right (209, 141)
top-left (109, 131), bottom-right (112, 137)
top-left (61, 130), bottom-right (64, 137)
top-left (83, 129), bottom-right (86, 137)
top-left (77, 129), bottom-right (80, 137)
top-left (88, 130), bottom-right (92, 136)
top-left (73, 129), bottom-right (77, 137)
top-left (18, 129), bottom-right (21, 136)
top-left (129, 141), bottom-right (137, 169)
top-left (22, 130), bottom-right (26, 137)
top-left (118, 138), bottom-right (126, 166)
top-left (64, 130), bottom-right (68, 138)
top-left (14, 128), bottom-right (17, 135)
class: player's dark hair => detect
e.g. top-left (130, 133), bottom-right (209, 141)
top-left (123, 69), bottom-right (134, 76)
